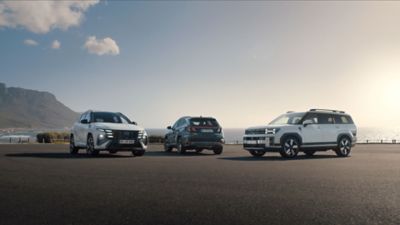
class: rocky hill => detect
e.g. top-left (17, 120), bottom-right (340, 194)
top-left (0, 83), bottom-right (79, 128)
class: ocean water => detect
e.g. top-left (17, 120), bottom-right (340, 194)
top-left (1, 127), bottom-right (399, 144)
top-left (147, 127), bottom-right (400, 144)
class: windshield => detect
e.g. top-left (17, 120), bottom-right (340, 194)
top-left (92, 112), bottom-right (131, 124)
top-left (269, 112), bottom-right (305, 125)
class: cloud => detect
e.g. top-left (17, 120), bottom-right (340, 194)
top-left (84, 36), bottom-right (120, 56)
top-left (23, 39), bottom-right (38, 46)
top-left (0, 1), bottom-right (99, 34)
top-left (51, 40), bottom-right (61, 49)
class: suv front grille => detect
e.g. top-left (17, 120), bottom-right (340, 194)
top-left (113, 130), bottom-right (139, 140)
top-left (245, 129), bottom-right (266, 135)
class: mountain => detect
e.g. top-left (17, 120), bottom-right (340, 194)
top-left (0, 83), bottom-right (79, 129)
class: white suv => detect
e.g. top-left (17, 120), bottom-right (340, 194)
top-left (70, 111), bottom-right (148, 156)
top-left (243, 109), bottom-right (357, 158)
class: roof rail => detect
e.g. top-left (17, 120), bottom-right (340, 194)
top-left (286, 111), bottom-right (294, 113)
top-left (309, 109), bottom-right (345, 113)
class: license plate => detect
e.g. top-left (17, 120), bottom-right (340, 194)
top-left (245, 140), bottom-right (265, 144)
top-left (119, 140), bottom-right (135, 144)
top-left (201, 129), bottom-right (214, 133)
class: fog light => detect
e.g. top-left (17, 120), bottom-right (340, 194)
top-left (98, 134), bottom-right (105, 140)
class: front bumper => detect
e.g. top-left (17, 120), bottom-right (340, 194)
top-left (95, 130), bottom-right (148, 151)
top-left (243, 135), bottom-right (281, 152)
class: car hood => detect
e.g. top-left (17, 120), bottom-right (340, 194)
top-left (93, 123), bottom-right (144, 131)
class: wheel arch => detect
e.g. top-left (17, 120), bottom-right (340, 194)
top-left (280, 133), bottom-right (303, 146)
top-left (337, 133), bottom-right (352, 145)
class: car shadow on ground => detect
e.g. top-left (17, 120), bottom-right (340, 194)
top-left (5, 152), bottom-right (133, 159)
top-left (144, 150), bottom-right (217, 157)
top-left (218, 154), bottom-right (341, 161)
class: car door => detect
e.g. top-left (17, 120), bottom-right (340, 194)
top-left (173, 119), bottom-right (186, 143)
top-left (317, 113), bottom-right (336, 144)
top-left (169, 119), bottom-right (180, 145)
top-left (77, 112), bottom-right (90, 146)
top-left (301, 113), bottom-right (323, 144)
top-left (72, 113), bottom-right (84, 145)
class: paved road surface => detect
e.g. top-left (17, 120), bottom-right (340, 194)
top-left (0, 144), bottom-right (399, 225)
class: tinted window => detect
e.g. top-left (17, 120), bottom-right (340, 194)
top-left (302, 113), bottom-right (318, 124)
top-left (189, 118), bottom-right (219, 127)
top-left (317, 113), bottom-right (334, 124)
top-left (93, 112), bottom-right (122, 123)
top-left (178, 119), bottom-right (187, 127)
top-left (334, 115), bottom-right (353, 124)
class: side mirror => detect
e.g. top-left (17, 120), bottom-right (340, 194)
top-left (131, 121), bottom-right (137, 125)
top-left (303, 120), bottom-right (313, 127)
top-left (167, 126), bottom-right (172, 130)
top-left (81, 119), bottom-right (89, 124)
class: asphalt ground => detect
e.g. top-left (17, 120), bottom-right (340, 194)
top-left (0, 144), bottom-right (399, 225)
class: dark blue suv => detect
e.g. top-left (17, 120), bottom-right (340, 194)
top-left (164, 116), bottom-right (224, 154)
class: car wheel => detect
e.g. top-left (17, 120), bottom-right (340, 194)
top-left (132, 150), bottom-right (145, 157)
top-left (335, 136), bottom-right (351, 157)
top-left (86, 135), bottom-right (99, 156)
top-left (249, 150), bottom-right (265, 157)
top-left (164, 141), bottom-right (173, 152)
top-left (280, 136), bottom-right (299, 158)
top-left (213, 146), bottom-right (223, 155)
top-left (177, 139), bottom-right (186, 154)
top-left (304, 150), bottom-right (316, 157)
top-left (69, 135), bottom-right (79, 155)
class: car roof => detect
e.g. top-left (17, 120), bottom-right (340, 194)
top-left (286, 110), bottom-right (350, 116)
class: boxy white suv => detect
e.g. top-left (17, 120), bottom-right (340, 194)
top-left (70, 111), bottom-right (148, 156)
top-left (243, 109), bottom-right (357, 158)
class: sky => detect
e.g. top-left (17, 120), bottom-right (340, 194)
top-left (1, 1), bottom-right (400, 128)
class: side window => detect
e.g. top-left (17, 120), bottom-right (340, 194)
top-left (345, 116), bottom-right (354, 124)
top-left (178, 119), bottom-right (187, 128)
top-left (302, 113), bottom-right (318, 124)
top-left (317, 114), bottom-right (334, 124)
top-left (334, 115), bottom-right (352, 124)
top-left (173, 119), bottom-right (183, 129)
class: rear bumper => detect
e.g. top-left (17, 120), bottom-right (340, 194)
top-left (183, 141), bottom-right (223, 150)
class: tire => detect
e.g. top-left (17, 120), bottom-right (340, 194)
top-left (177, 138), bottom-right (186, 154)
top-left (69, 135), bottom-right (79, 155)
top-left (132, 150), bottom-right (145, 157)
top-left (279, 136), bottom-right (299, 158)
top-left (304, 150), bottom-right (316, 157)
top-left (335, 136), bottom-right (351, 157)
top-left (164, 141), bottom-right (173, 152)
top-left (213, 146), bottom-right (223, 155)
top-left (86, 135), bottom-right (99, 156)
top-left (249, 150), bottom-right (266, 157)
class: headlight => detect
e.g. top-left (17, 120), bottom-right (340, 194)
top-left (266, 128), bottom-right (280, 135)
top-left (138, 130), bottom-right (147, 139)
top-left (97, 128), bottom-right (113, 138)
